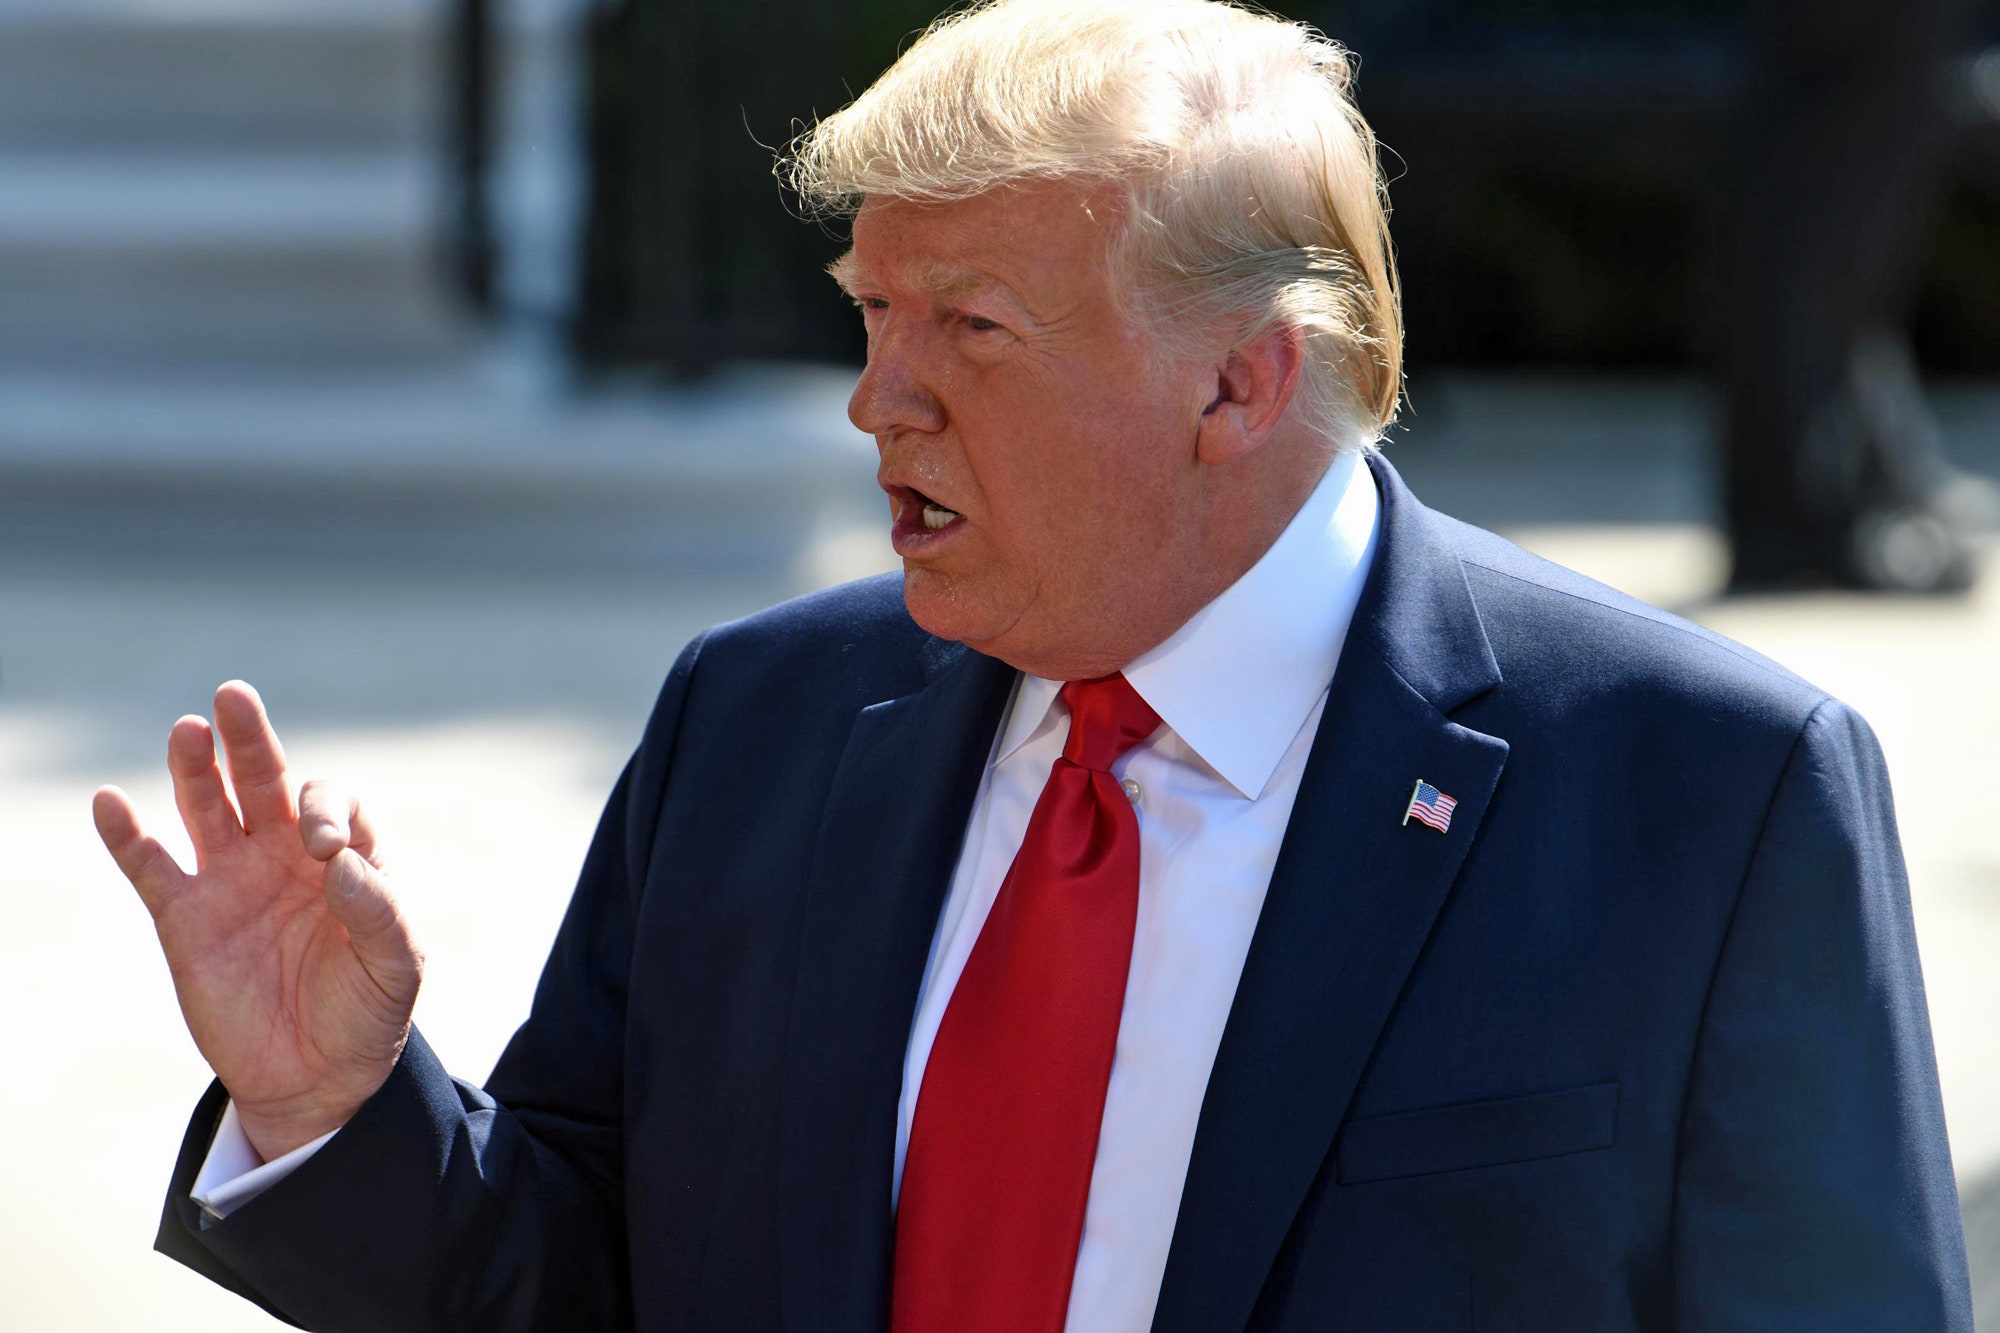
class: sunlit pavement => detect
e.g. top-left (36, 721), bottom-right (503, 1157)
top-left (4, 374), bottom-right (1997, 1328)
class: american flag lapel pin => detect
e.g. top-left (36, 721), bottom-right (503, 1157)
top-left (1402, 779), bottom-right (1457, 834)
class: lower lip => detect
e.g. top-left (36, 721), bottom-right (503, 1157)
top-left (891, 507), bottom-right (966, 558)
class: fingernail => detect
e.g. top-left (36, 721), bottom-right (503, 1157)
top-left (337, 853), bottom-right (365, 898)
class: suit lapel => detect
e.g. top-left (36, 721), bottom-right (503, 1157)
top-left (1151, 455), bottom-right (1510, 1333)
top-left (778, 637), bottom-right (1017, 1333)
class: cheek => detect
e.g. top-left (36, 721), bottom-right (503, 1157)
top-left (1066, 386), bottom-right (1192, 504)
top-left (976, 430), bottom-right (1091, 553)
top-left (958, 350), bottom-right (1187, 560)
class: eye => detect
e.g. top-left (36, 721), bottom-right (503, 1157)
top-left (965, 315), bottom-right (1002, 333)
top-left (852, 296), bottom-right (889, 313)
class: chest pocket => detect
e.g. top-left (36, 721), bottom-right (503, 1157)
top-left (1335, 1081), bottom-right (1619, 1185)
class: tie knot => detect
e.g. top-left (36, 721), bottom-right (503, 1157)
top-left (1059, 674), bottom-right (1161, 772)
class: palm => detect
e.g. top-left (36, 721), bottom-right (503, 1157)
top-left (161, 820), bottom-right (405, 1105)
top-left (95, 681), bottom-right (420, 1159)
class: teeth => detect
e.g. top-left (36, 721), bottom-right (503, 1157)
top-left (922, 502), bottom-right (959, 531)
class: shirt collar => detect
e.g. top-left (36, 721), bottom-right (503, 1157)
top-left (993, 444), bottom-right (1381, 799)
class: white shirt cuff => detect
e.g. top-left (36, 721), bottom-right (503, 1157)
top-left (189, 1100), bottom-right (338, 1226)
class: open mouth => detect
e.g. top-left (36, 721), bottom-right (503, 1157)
top-left (917, 493), bottom-right (960, 531)
top-left (896, 485), bottom-right (962, 534)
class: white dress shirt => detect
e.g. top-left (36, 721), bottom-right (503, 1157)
top-left (192, 446), bottom-right (1382, 1332)
top-left (893, 445), bottom-right (1379, 1331)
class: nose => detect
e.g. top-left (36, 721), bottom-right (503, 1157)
top-left (848, 325), bottom-right (947, 442)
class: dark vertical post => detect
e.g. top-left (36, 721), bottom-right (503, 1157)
top-left (628, 0), bottom-right (707, 370)
top-left (574, 0), bottom-right (708, 374)
top-left (448, 0), bottom-right (498, 315)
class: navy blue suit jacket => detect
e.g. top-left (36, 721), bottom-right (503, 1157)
top-left (158, 455), bottom-right (1972, 1331)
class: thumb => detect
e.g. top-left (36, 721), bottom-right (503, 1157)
top-left (322, 848), bottom-right (422, 999)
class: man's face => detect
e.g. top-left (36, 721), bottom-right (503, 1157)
top-left (836, 180), bottom-right (1213, 676)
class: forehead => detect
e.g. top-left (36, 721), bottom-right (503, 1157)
top-left (837, 179), bottom-right (1126, 300)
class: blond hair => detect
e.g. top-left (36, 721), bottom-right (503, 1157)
top-left (785, 0), bottom-right (1403, 442)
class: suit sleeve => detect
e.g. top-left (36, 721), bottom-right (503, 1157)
top-left (1670, 697), bottom-right (1973, 1330)
top-left (152, 632), bottom-right (710, 1332)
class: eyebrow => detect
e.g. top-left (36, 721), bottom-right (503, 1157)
top-left (827, 250), bottom-right (866, 294)
top-left (828, 249), bottom-right (1015, 305)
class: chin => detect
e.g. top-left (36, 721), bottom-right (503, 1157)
top-left (900, 566), bottom-right (1012, 654)
top-left (901, 568), bottom-right (1108, 678)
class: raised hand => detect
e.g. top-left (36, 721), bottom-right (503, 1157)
top-left (93, 681), bottom-right (422, 1163)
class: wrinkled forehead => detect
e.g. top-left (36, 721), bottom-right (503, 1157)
top-left (832, 181), bottom-right (1133, 299)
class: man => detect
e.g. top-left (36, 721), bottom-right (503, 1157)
top-left (1722, 0), bottom-right (1989, 591)
top-left (96, 1), bottom-right (1972, 1329)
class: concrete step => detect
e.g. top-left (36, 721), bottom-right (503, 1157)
top-left (0, 361), bottom-right (886, 582)
top-left (0, 0), bottom-right (435, 152)
top-left (0, 149), bottom-right (439, 248)
top-left (0, 149), bottom-right (473, 368)
top-left (0, 1), bottom-right (587, 365)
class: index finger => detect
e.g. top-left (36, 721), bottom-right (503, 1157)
top-left (212, 680), bottom-right (296, 834)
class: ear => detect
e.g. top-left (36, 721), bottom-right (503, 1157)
top-left (1194, 322), bottom-right (1307, 467)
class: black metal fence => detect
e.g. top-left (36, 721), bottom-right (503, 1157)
top-left (446, 0), bottom-right (2000, 378)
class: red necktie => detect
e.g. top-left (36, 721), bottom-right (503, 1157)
top-left (892, 673), bottom-right (1162, 1333)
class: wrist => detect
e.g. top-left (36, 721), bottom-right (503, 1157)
top-left (233, 1102), bottom-right (356, 1163)
top-left (230, 1064), bottom-right (395, 1162)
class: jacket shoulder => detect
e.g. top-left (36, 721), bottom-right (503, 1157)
top-left (683, 572), bottom-right (937, 705)
top-left (1437, 515), bottom-right (1831, 732)
top-left (704, 571), bottom-right (918, 650)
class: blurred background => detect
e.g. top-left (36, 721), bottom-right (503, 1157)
top-left (2, 0), bottom-right (1997, 1326)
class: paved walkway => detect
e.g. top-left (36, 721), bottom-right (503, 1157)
top-left (3, 371), bottom-right (1996, 1328)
